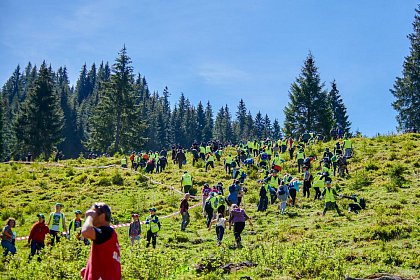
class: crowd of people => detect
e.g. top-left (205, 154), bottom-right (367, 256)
top-left (1, 134), bottom-right (367, 279)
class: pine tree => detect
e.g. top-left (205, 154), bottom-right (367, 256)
top-left (234, 99), bottom-right (247, 141)
top-left (391, 5), bottom-right (420, 132)
top-left (283, 53), bottom-right (333, 138)
top-left (272, 119), bottom-right (282, 139)
top-left (87, 46), bottom-right (147, 153)
top-left (203, 101), bottom-right (214, 142)
top-left (214, 106), bottom-right (226, 142)
top-left (328, 80), bottom-right (351, 134)
top-left (56, 67), bottom-right (81, 157)
top-left (196, 101), bottom-right (206, 143)
top-left (244, 110), bottom-right (255, 139)
top-left (76, 64), bottom-right (89, 104)
top-left (254, 111), bottom-right (264, 139)
top-left (15, 62), bottom-right (64, 158)
top-left (263, 114), bottom-right (272, 139)
top-left (0, 94), bottom-right (4, 159)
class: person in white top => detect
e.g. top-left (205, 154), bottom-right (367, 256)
top-left (208, 213), bottom-right (228, 246)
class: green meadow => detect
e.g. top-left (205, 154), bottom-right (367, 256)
top-left (1, 134), bottom-right (419, 279)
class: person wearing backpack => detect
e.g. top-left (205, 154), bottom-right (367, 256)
top-left (340, 194), bottom-right (364, 214)
top-left (257, 181), bottom-right (269, 212)
top-left (277, 182), bottom-right (289, 215)
top-left (47, 203), bottom-right (67, 246)
top-left (145, 208), bottom-right (161, 248)
top-left (216, 193), bottom-right (227, 215)
top-left (302, 166), bottom-right (313, 198)
top-left (201, 183), bottom-right (211, 216)
top-left (205, 193), bottom-right (217, 228)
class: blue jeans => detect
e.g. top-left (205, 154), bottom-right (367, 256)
top-left (30, 241), bottom-right (45, 257)
top-left (181, 212), bottom-right (190, 230)
top-left (1, 240), bottom-right (16, 256)
top-left (216, 226), bottom-right (225, 242)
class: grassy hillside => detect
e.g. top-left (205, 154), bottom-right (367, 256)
top-left (0, 134), bottom-right (419, 280)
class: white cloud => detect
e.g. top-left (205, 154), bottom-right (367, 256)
top-left (197, 62), bottom-right (250, 85)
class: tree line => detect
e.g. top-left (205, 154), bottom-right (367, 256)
top-left (0, 47), bottom-right (351, 160)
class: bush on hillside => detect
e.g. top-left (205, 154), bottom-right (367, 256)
top-left (111, 171), bottom-right (124, 185)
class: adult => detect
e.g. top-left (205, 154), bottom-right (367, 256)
top-left (272, 154), bottom-right (284, 172)
top-left (47, 203), bottom-right (67, 246)
top-left (302, 166), bottom-right (313, 198)
top-left (28, 213), bottom-right (49, 261)
top-left (205, 193), bottom-right (217, 228)
top-left (342, 137), bottom-right (353, 158)
top-left (312, 172), bottom-right (324, 200)
top-left (1, 218), bottom-right (16, 256)
top-left (201, 183), bottom-right (211, 215)
top-left (176, 149), bottom-right (186, 169)
top-left (121, 157), bottom-right (127, 168)
top-left (81, 202), bottom-right (121, 280)
top-left (257, 182), bottom-right (269, 212)
top-left (288, 178), bottom-right (301, 207)
top-left (224, 154), bottom-right (233, 174)
top-left (181, 171), bottom-right (193, 194)
top-left (321, 182), bottom-right (342, 216)
top-left (180, 193), bottom-right (190, 231)
top-left (296, 148), bottom-right (305, 173)
top-left (145, 207), bottom-right (161, 248)
top-left (227, 180), bottom-right (241, 206)
top-left (205, 152), bottom-right (215, 172)
top-left (228, 204), bottom-right (253, 248)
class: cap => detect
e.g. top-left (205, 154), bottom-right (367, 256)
top-left (37, 213), bottom-right (45, 219)
top-left (74, 210), bottom-right (82, 214)
top-left (55, 203), bottom-right (63, 207)
top-left (149, 207), bottom-right (157, 212)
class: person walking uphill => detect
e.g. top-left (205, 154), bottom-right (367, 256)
top-left (80, 203), bottom-right (121, 280)
top-left (321, 182), bottom-right (342, 216)
top-left (47, 203), bottom-right (67, 246)
top-left (229, 204), bottom-right (253, 248)
top-left (1, 218), bottom-right (16, 256)
top-left (181, 171), bottom-right (193, 194)
top-left (145, 207), bottom-right (161, 249)
top-left (180, 193), bottom-right (190, 231)
top-left (28, 213), bottom-right (49, 261)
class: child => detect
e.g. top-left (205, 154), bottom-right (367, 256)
top-left (129, 214), bottom-right (141, 246)
top-left (209, 213), bottom-right (227, 246)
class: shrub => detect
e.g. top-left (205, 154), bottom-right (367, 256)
top-left (389, 164), bottom-right (407, 188)
top-left (365, 162), bottom-right (379, 171)
top-left (371, 225), bottom-right (412, 241)
top-left (97, 177), bottom-right (111, 186)
top-left (111, 171), bottom-right (124, 185)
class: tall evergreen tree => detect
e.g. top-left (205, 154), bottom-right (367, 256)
top-left (196, 101), bottom-right (206, 143)
top-left (328, 80), bottom-right (351, 134)
top-left (244, 110), bottom-right (255, 139)
top-left (263, 114), bottom-right (272, 139)
top-left (87, 46), bottom-right (147, 153)
top-left (391, 5), bottom-right (420, 132)
top-left (272, 118), bottom-right (282, 139)
top-left (254, 111), bottom-right (264, 139)
top-left (283, 53), bottom-right (333, 137)
top-left (234, 99), bottom-right (247, 141)
top-left (15, 62), bottom-right (64, 158)
top-left (203, 101), bottom-right (213, 142)
top-left (0, 94), bottom-right (4, 159)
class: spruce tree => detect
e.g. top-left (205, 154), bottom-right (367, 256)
top-left (15, 62), bottom-right (64, 158)
top-left (391, 5), bottom-right (420, 132)
top-left (328, 80), bottom-right (351, 134)
top-left (244, 110), bottom-right (255, 139)
top-left (0, 94), bottom-right (4, 159)
top-left (87, 46), bottom-right (147, 153)
top-left (263, 114), bottom-right (272, 139)
top-left (196, 101), bottom-right (206, 143)
top-left (234, 99), bottom-right (247, 141)
top-left (283, 53), bottom-right (333, 138)
top-left (203, 101), bottom-right (213, 142)
top-left (272, 119), bottom-right (282, 139)
top-left (254, 111), bottom-right (264, 139)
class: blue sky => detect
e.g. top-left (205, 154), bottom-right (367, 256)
top-left (0, 1), bottom-right (418, 136)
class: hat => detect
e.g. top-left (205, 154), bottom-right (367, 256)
top-left (55, 203), bottom-right (63, 207)
top-left (37, 213), bottom-right (45, 219)
top-left (74, 210), bottom-right (82, 214)
top-left (217, 182), bottom-right (223, 186)
top-left (183, 171), bottom-right (188, 174)
top-left (149, 207), bottom-right (157, 212)
top-left (132, 213), bottom-right (139, 217)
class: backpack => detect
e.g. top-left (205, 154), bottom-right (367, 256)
top-left (261, 153), bottom-right (268, 161)
top-left (203, 188), bottom-right (210, 196)
top-left (359, 198), bottom-right (366, 209)
top-left (277, 187), bottom-right (286, 196)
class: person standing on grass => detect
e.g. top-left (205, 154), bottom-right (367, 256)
top-left (28, 213), bottom-right (49, 261)
top-left (47, 202), bottom-right (67, 246)
top-left (224, 154), bottom-right (233, 174)
top-left (321, 182), bottom-right (342, 216)
top-left (80, 202), bottom-right (121, 280)
top-left (145, 207), bottom-right (161, 248)
top-left (302, 166), bottom-right (313, 198)
top-left (129, 214), bottom-right (141, 246)
top-left (68, 210), bottom-right (90, 245)
top-left (209, 213), bottom-right (228, 246)
top-left (228, 204), bottom-right (253, 248)
top-left (277, 182), bottom-right (289, 215)
top-left (312, 172), bottom-right (324, 200)
top-left (205, 152), bottom-right (215, 172)
top-left (201, 183), bottom-right (211, 216)
top-left (181, 171), bottom-right (193, 194)
top-left (288, 178), bottom-right (301, 207)
top-left (1, 218), bottom-right (16, 256)
top-left (180, 193), bottom-right (190, 231)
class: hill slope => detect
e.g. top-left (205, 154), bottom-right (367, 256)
top-left (0, 134), bottom-right (419, 279)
